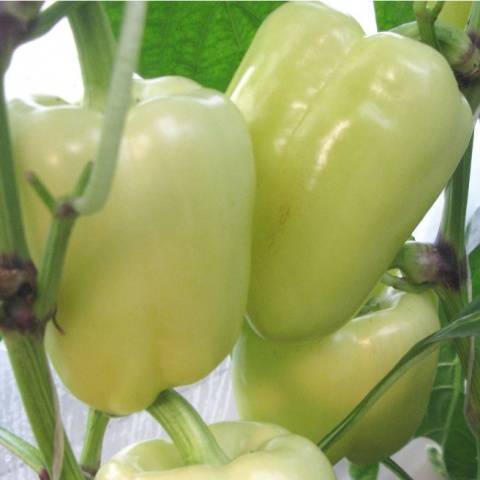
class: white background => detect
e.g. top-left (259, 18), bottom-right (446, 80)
top-left (2, 1), bottom-right (478, 479)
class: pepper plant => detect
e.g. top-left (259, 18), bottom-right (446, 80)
top-left (1, 2), bottom-right (480, 480)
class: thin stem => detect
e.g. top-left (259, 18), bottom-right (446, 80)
top-left (467, 2), bottom-right (480, 41)
top-left (438, 137), bottom-right (473, 263)
top-left (147, 390), bottom-right (229, 467)
top-left (382, 458), bottom-right (414, 480)
top-left (35, 162), bottom-right (92, 325)
top-left (25, 171), bottom-right (56, 215)
top-left (414, 2), bottom-right (442, 50)
top-left (436, 87), bottom-right (480, 437)
top-left (0, 425), bottom-right (45, 475)
top-left (80, 410), bottom-right (110, 479)
top-left (0, 75), bottom-right (29, 258)
top-left (68, 2), bottom-right (115, 110)
top-left (2, 332), bottom-right (84, 480)
top-left (73, 1), bottom-right (146, 215)
top-left (26, 2), bottom-right (87, 44)
top-left (34, 214), bottom-right (76, 324)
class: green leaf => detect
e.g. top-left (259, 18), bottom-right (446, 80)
top-left (349, 462), bottom-right (379, 480)
top-left (417, 343), bottom-right (477, 479)
top-left (0, 425), bottom-right (45, 475)
top-left (104, 1), bottom-right (282, 92)
top-left (374, 1), bottom-right (414, 31)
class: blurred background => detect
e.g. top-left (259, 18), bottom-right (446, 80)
top-left (2, 1), bottom-right (478, 479)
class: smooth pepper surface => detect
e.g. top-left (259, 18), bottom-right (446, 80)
top-left (232, 291), bottom-right (440, 464)
top-left (95, 421), bottom-right (336, 479)
top-left (228, 1), bottom-right (472, 341)
top-left (9, 77), bottom-right (255, 414)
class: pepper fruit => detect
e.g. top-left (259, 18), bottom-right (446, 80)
top-left (95, 421), bottom-right (336, 479)
top-left (232, 290), bottom-right (440, 464)
top-left (227, 1), bottom-right (472, 341)
top-left (9, 76), bottom-right (255, 415)
top-left (438, 1), bottom-right (471, 29)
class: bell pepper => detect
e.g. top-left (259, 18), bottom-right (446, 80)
top-left (438, 1), bottom-right (471, 29)
top-left (9, 76), bottom-right (255, 415)
top-left (227, 1), bottom-right (472, 341)
top-left (232, 290), bottom-right (440, 464)
top-left (95, 421), bottom-right (336, 479)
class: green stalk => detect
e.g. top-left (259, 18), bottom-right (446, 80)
top-left (148, 390), bottom-right (229, 467)
top-left (26, 1), bottom-right (87, 44)
top-left (80, 410), bottom-right (110, 479)
top-left (414, 1), bottom-right (442, 50)
top-left (382, 458), bottom-right (414, 480)
top-left (436, 93), bottom-right (480, 437)
top-left (73, 1), bottom-right (146, 215)
top-left (0, 425), bottom-right (45, 475)
top-left (3, 331), bottom-right (84, 480)
top-left (68, 2), bottom-right (116, 110)
top-left (34, 215), bottom-right (75, 326)
top-left (0, 76), bottom-right (29, 258)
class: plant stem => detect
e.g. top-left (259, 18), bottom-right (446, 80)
top-left (382, 458), bottom-right (414, 480)
top-left (467, 1), bottom-right (480, 43)
top-left (0, 75), bottom-right (29, 259)
top-left (80, 410), bottom-right (110, 479)
top-left (73, 1), bottom-right (146, 215)
top-left (26, 1), bottom-right (87, 44)
top-left (68, 2), bottom-right (115, 111)
top-left (0, 425), bottom-right (45, 475)
top-left (2, 331), bottom-right (84, 480)
top-left (25, 171), bottom-right (56, 216)
top-left (436, 86), bottom-right (480, 436)
top-left (148, 390), bottom-right (229, 467)
top-left (34, 215), bottom-right (76, 325)
top-left (414, 1), bottom-right (442, 50)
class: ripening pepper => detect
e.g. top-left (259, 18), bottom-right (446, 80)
top-left (227, 1), bottom-right (472, 341)
top-left (95, 421), bottom-right (336, 479)
top-left (232, 290), bottom-right (440, 464)
top-left (9, 76), bottom-right (255, 415)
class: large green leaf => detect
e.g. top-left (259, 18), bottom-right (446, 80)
top-left (374, 1), bottom-right (414, 31)
top-left (104, 1), bottom-right (282, 92)
top-left (417, 343), bottom-right (477, 480)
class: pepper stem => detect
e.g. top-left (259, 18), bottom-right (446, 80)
top-left (80, 409), bottom-right (110, 479)
top-left (68, 2), bottom-right (116, 110)
top-left (2, 331), bottom-right (84, 480)
top-left (147, 390), bottom-right (229, 467)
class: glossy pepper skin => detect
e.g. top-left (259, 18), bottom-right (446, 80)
top-left (95, 421), bottom-right (336, 479)
top-left (227, 1), bottom-right (472, 341)
top-left (438, 1), bottom-right (471, 29)
top-left (232, 291), bottom-right (440, 464)
top-left (9, 77), bottom-right (255, 415)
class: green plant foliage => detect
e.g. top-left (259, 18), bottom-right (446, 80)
top-left (349, 462), bottom-right (379, 480)
top-left (417, 343), bottom-right (477, 480)
top-left (374, 1), bottom-right (414, 31)
top-left (104, 1), bottom-right (282, 92)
